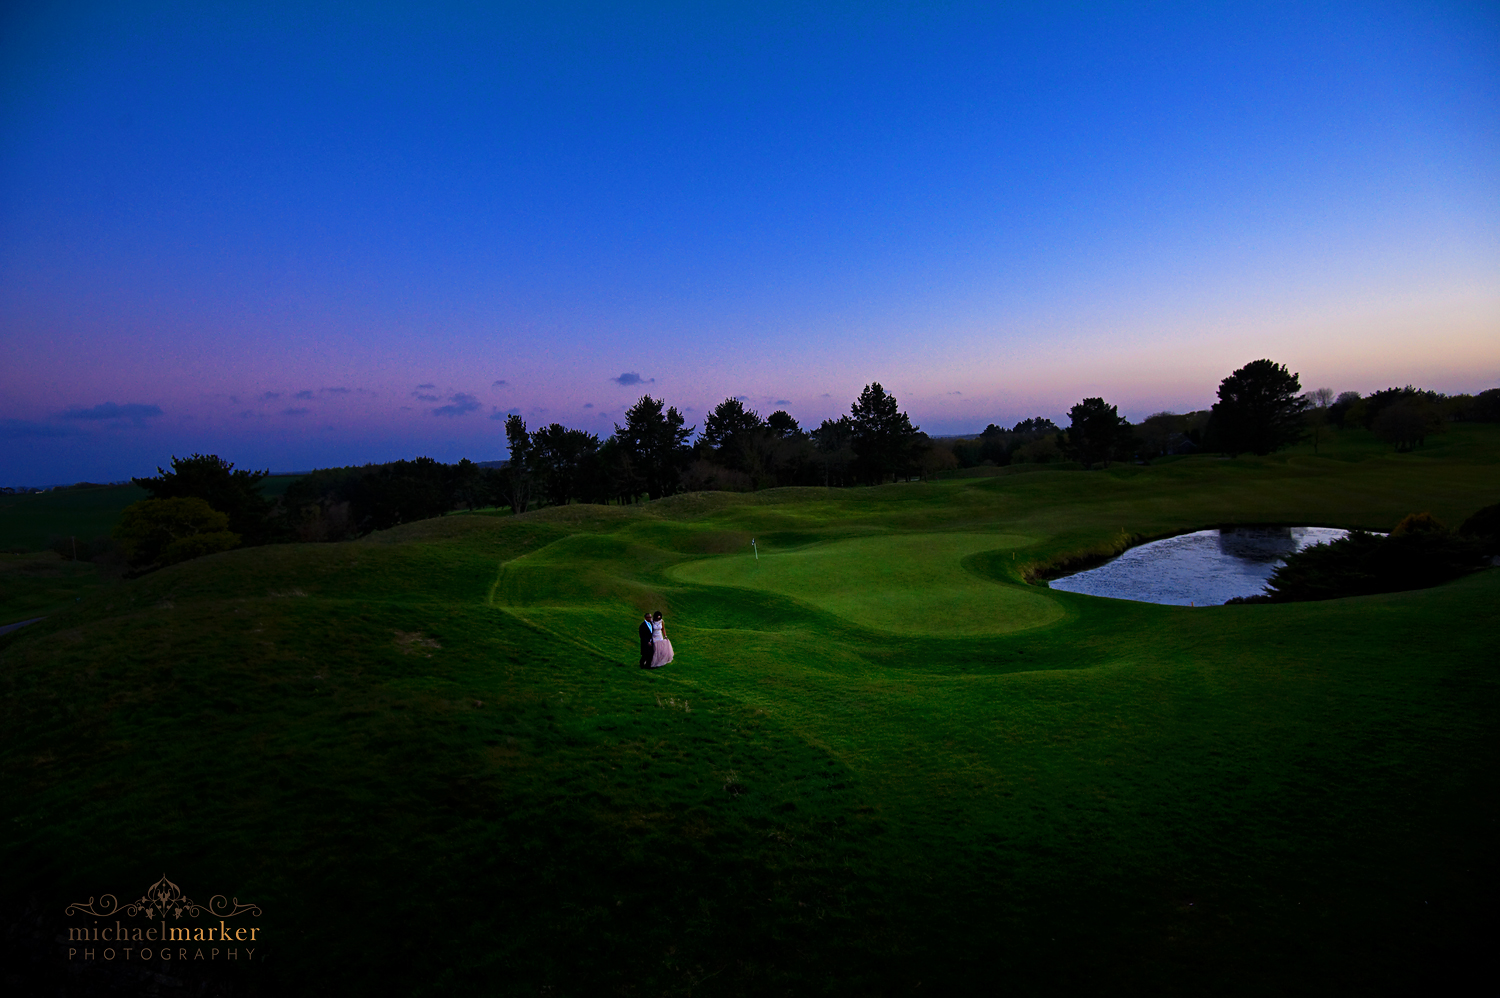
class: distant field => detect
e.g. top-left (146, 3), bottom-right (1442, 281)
top-left (0, 474), bottom-right (304, 553)
top-left (0, 484), bottom-right (148, 552)
top-left (1, 428), bottom-right (1497, 995)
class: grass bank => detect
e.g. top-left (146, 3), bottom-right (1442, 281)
top-left (2, 428), bottom-right (1497, 995)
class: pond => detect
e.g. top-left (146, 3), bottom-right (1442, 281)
top-left (1047, 527), bottom-right (1351, 606)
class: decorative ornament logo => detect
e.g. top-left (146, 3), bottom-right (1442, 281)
top-left (66, 874), bottom-right (261, 920)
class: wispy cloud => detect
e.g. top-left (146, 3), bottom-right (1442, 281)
top-left (415, 383), bottom-right (436, 390)
top-left (59, 402), bottom-right (163, 424)
top-left (281, 407), bottom-right (311, 416)
top-left (432, 393), bottom-right (480, 417)
top-left (611, 372), bottom-right (654, 386)
top-left (293, 389), bottom-right (315, 400)
top-left (492, 379), bottom-right (508, 388)
top-left (412, 391), bottom-right (441, 402)
top-left (583, 403), bottom-right (594, 408)
top-left (819, 393), bottom-right (832, 398)
top-left (775, 399), bottom-right (790, 405)
top-left (260, 391), bottom-right (282, 401)
top-left (946, 391), bottom-right (962, 396)
top-left (321, 387), bottom-right (351, 395)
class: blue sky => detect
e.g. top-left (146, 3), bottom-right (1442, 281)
top-left (2, 1), bottom-right (1497, 483)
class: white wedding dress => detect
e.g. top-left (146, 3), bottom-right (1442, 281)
top-left (650, 620), bottom-right (674, 667)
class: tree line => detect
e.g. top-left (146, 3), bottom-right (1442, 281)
top-left (106, 366), bottom-right (1500, 570)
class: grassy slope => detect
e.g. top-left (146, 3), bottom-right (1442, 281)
top-left (0, 553), bottom-right (114, 629)
top-left (2, 428), bottom-right (1497, 995)
top-left (669, 533), bottom-right (1060, 633)
top-left (0, 477), bottom-right (307, 626)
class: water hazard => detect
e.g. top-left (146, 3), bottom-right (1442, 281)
top-left (1047, 527), bottom-right (1350, 606)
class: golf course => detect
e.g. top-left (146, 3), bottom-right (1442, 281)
top-left (3, 426), bottom-right (1497, 995)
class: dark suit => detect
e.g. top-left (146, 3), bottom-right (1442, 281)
top-left (639, 618), bottom-right (655, 668)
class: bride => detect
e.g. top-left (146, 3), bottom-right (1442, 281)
top-left (649, 611), bottom-right (674, 668)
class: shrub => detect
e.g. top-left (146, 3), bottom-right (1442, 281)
top-left (1459, 502), bottom-right (1500, 553)
top-left (1260, 514), bottom-right (1484, 602)
top-left (113, 497), bottom-right (241, 568)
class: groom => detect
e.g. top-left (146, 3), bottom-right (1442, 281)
top-left (638, 612), bottom-right (655, 669)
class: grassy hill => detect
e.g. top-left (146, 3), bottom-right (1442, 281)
top-left (2, 429), bottom-right (1497, 995)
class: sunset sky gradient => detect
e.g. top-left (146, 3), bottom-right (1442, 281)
top-left (3, 1), bottom-right (1497, 484)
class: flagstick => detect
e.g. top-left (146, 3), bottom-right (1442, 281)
top-left (752, 538), bottom-right (758, 560)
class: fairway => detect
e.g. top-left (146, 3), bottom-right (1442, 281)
top-left (670, 532), bottom-right (1061, 635)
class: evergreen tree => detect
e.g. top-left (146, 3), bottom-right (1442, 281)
top-left (616, 395), bottom-right (694, 500)
top-left (701, 398), bottom-right (766, 471)
top-left (849, 383), bottom-right (917, 484)
top-left (1208, 359), bottom-right (1307, 456)
top-left (503, 414), bottom-right (534, 513)
top-left (813, 416), bottom-right (855, 487)
top-left (132, 453), bottom-right (273, 543)
top-left (1062, 398), bottom-right (1132, 468)
top-left (531, 424), bottom-right (602, 505)
top-left (766, 410), bottom-right (804, 439)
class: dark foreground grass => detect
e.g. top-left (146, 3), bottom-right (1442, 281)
top-left (2, 430), bottom-right (1498, 996)
top-left (0, 553), bottom-right (115, 630)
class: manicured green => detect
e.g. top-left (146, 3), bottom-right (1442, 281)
top-left (670, 533), bottom-right (1058, 634)
top-left (1, 427), bottom-right (1497, 995)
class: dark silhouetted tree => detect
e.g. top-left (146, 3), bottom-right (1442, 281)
top-left (701, 398), bottom-right (766, 472)
top-left (132, 453), bottom-right (273, 543)
top-left (1136, 411), bottom-right (1188, 460)
top-left (1372, 399), bottom-right (1443, 452)
top-left (1359, 387), bottom-right (1445, 451)
top-left (766, 410), bottom-right (803, 440)
top-left (1302, 387), bottom-right (1334, 454)
top-left (1326, 390), bottom-right (1364, 428)
top-left (813, 416), bottom-right (855, 487)
top-left (1474, 388), bottom-right (1500, 422)
top-left (617, 395), bottom-right (693, 500)
top-left (1062, 398), bottom-right (1131, 468)
top-left (503, 414), bottom-right (535, 513)
top-left (531, 423), bottom-right (602, 505)
top-left (451, 458), bottom-right (486, 511)
top-left (849, 383), bottom-right (917, 484)
top-left (1207, 359), bottom-right (1307, 456)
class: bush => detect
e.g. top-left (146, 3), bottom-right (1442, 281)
top-left (132, 454), bottom-right (273, 543)
top-left (1259, 513), bottom-right (1485, 602)
top-left (113, 497), bottom-right (241, 568)
top-left (1459, 502), bottom-right (1500, 553)
top-left (1474, 388), bottom-right (1500, 422)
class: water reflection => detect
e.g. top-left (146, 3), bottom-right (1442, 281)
top-left (1217, 527), bottom-right (1299, 563)
top-left (1048, 527), bottom-right (1349, 606)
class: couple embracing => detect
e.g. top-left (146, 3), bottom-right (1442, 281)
top-left (638, 611), bottom-right (674, 669)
